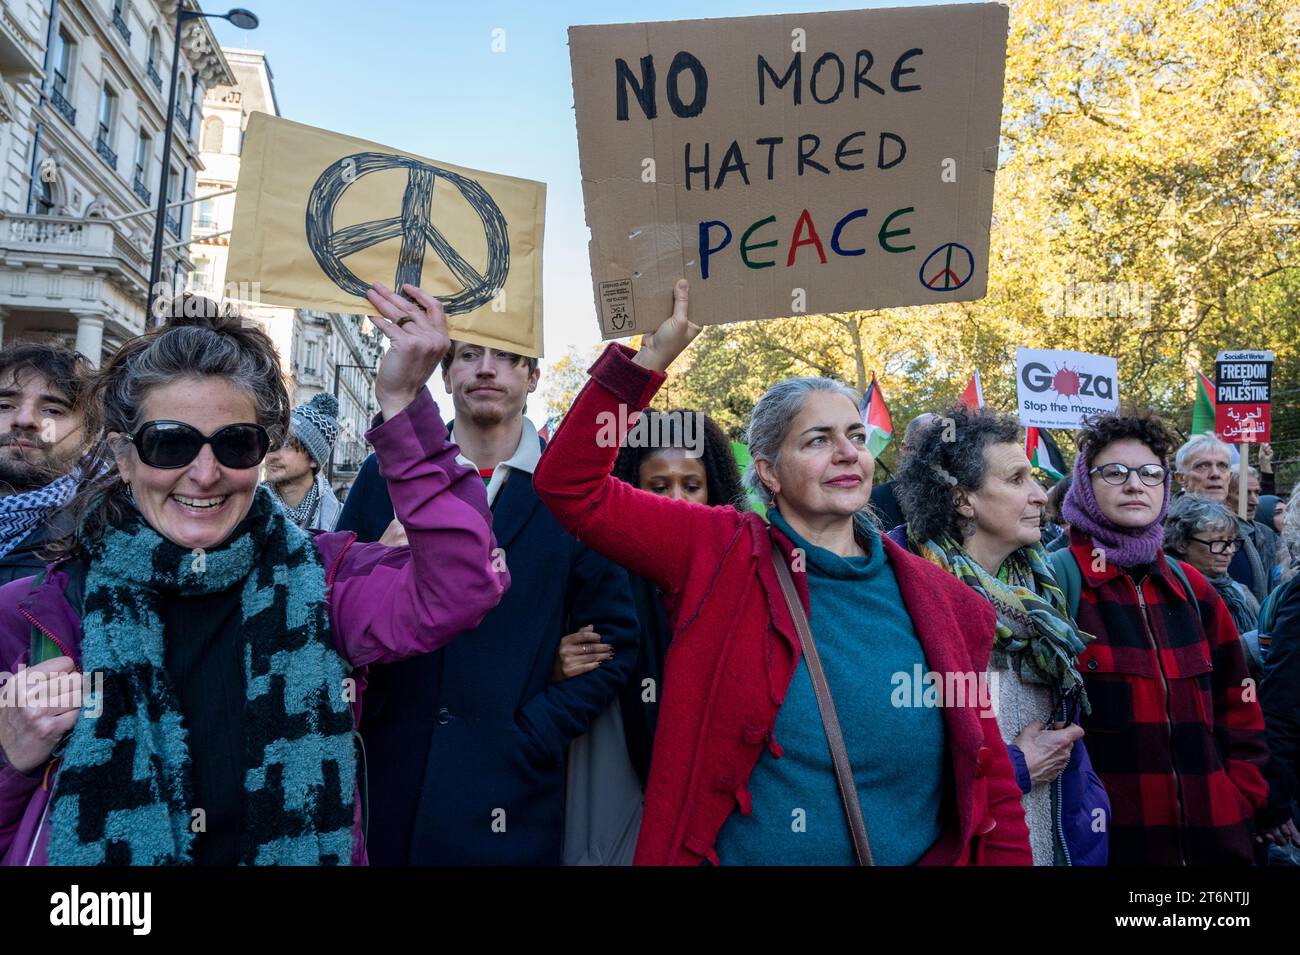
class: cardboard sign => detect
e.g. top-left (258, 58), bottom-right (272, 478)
top-left (1016, 348), bottom-right (1119, 429)
top-left (226, 113), bottom-right (547, 357)
top-left (1215, 349), bottom-right (1273, 443)
top-left (569, 4), bottom-right (1009, 339)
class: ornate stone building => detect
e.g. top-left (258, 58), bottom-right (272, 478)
top-left (0, 0), bottom-right (232, 363)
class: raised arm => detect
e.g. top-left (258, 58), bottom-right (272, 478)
top-left (327, 283), bottom-right (507, 668)
top-left (533, 281), bottom-right (738, 596)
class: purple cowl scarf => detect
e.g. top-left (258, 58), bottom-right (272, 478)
top-left (1061, 444), bottom-right (1172, 567)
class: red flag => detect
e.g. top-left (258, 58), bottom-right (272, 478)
top-left (958, 370), bottom-right (984, 410)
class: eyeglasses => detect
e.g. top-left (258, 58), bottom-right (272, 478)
top-left (1089, 462), bottom-right (1168, 487)
top-left (1188, 536), bottom-right (1244, 555)
top-left (126, 420), bottom-right (270, 470)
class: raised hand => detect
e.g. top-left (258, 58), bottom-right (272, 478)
top-left (633, 279), bottom-right (702, 374)
top-left (365, 282), bottom-right (452, 421)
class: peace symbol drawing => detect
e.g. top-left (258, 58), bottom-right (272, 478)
top-left (304, 152), bottom-right (510, 314)
top-left (919, 242), bottom-right (974, 292)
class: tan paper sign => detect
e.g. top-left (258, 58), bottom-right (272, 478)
top-left (226, 112), bottom-right (546, 356)
top-left (569, 3), bottom-right (1008, 339)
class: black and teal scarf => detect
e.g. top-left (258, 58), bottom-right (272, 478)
top-left (49, 486), bottom-right (356, 865)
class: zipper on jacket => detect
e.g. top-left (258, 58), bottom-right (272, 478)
top-left (25, 768), bottom-right (56, 866)
top-left (18, 607), bottom-right (73, 660)
top-left (1129, 574), bottom-right (1188, 866)
top-left (1054, 696), bottom-right (1073, 866)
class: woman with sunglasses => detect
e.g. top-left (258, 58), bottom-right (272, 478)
top-left (1052, 413), bottom-right (1268, 865)
top-left (1163, 495), bottom-right (1263, 677)
top-left (0, 288), bottom-right (508, 866)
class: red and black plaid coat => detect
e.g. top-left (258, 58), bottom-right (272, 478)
top-left (1063, 530), bottom-right (1269, 865)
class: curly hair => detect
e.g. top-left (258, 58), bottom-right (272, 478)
top-left (49, 301), bottom-right (290, 556)
top-left (895, 403), bottom-right (1021, 543)
top-left (1074, 412), bottom-right (1175, 469)
top-left (611, 408), bottom-right (746, 510)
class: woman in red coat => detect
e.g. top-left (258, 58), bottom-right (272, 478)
top-left (533, 281), bottom-right (1030, 866)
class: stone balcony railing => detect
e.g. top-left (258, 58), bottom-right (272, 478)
top-left (0, 212), bottom-right (151, 287)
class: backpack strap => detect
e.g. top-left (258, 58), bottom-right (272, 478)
top-left (1049, 547), bottom-right (1083, 620)
top-left (1163, 556), bottom-right (1196, 607)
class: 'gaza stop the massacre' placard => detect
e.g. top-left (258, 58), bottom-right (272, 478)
top-left (569, 4), bottom-right (1009, 339)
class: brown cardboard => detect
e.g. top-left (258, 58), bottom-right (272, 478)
top-left (569, 3), bottom-right (1009, 339)
top-left (226, 112), bottom-right (546, 357)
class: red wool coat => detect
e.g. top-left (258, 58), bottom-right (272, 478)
top-left (533, 344), bottom-right (1032, 866)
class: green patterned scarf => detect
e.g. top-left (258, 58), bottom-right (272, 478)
top-left (908, 531), bottom-right (1093, 714)
top-left (48, 485), bottom-right (356, 865)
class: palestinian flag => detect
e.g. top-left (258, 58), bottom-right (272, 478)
top-left (1026, 426), bottom-right (1067, 480)
top-left (958, 370), bottom-right (985, 410)
top-left (1191, 370), bottom-right (1216, 435)
top-left (731, 441), bottom-right (767, 516)
top-left (860, 376), bottom-right (894, 458)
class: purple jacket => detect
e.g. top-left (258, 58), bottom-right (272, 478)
top-left (0, 388), bottom-right (507, 866)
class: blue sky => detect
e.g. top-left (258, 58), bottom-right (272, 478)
top-left (207, 0), bottom-right (941, 419)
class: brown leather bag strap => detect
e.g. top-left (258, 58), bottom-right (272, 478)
top-left (769, 544), bottom-right (875, 866)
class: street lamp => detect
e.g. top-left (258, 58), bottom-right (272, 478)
top-left (147, 5), bottom-right (258, 323)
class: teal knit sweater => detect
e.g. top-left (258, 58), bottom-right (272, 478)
top-left (715, 510), bottom-right (945, 865)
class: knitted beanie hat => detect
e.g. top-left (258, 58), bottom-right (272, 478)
top-left (290, 392), bottom-right (340, 470)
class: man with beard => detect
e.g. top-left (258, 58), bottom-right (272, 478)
top-left (263, 392), bottom-right (342, 531)
top-left (0, 343), bottom-right (92, 585)
top-left (337, 341), bottom-right (637, 864)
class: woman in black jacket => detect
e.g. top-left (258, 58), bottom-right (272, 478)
top-left (552, 408), bottom-right (746, 786)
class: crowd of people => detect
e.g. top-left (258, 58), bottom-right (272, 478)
top-left (0, 280), bottom-right (1296, 867)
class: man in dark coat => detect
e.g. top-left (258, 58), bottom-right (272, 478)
top-left (869, 412), bottom-right (937, 531)
top-left (341, 341), bottom-right (637, 864)
top-left (0, 343), bottom-right (92, 586)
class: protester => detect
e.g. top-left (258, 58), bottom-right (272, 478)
top-left (0, 286), bottom-right (507, 866)
top-left (1054, 413), bottom-right (1268, 864)
top-left (0, 344), bottom-right (94, 586)
top-left (263, 392), bottom-right (342, 531)
top-left (1259, 499), bottom-right (1300, 860)
top-left (894, 404), bottom-right (1108, 865)
top-left (868, 412), bottom-right (937, 530)
top-left (1258, 494), bottom-right (1284, 538)
top-left (1226, 467), bottom-right (1277, 602)
top-left (1163, 495), bottom-right (1262, 678)
top-left (1042, 473), bottom-right (1073, 552)
top-left (343, 340), bottom-right (638, 865)
top-left (553, 408), bottom-right (747, 788)
top-left (1174, 434), bottom-right (1233, 502)
top-left (534, 280), bottom-right (1031, 866)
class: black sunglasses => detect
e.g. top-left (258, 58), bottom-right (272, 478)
top-left (126, 420), bottom-right (270, 470)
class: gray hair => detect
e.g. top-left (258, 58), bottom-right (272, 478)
top-left (1280, 494), bottom-right (1300, 582)
top-left (1175, 433), bottom-right (1233, 472)
top-left (1228, 465), bottom-right (1261, 489)
top-left (743, 376), bottom-right (860, 508)
top-left (1163, 494), bottom-right (1238, 554)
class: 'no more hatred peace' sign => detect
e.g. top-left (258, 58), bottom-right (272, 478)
top-left (227, 113), bottom-right (546, 357)
top-left (569, 3), bottom-right (1009, 339)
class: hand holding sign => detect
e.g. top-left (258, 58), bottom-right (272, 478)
top-left (365, 282), bottom-right (451, 420)
top-left (634, 279), bottom-right (701, 374)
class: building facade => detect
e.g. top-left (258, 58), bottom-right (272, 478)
top-left (194, 47), bottom-right (382, 490)
top-left (0, 0), bottom-right (232, 363)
